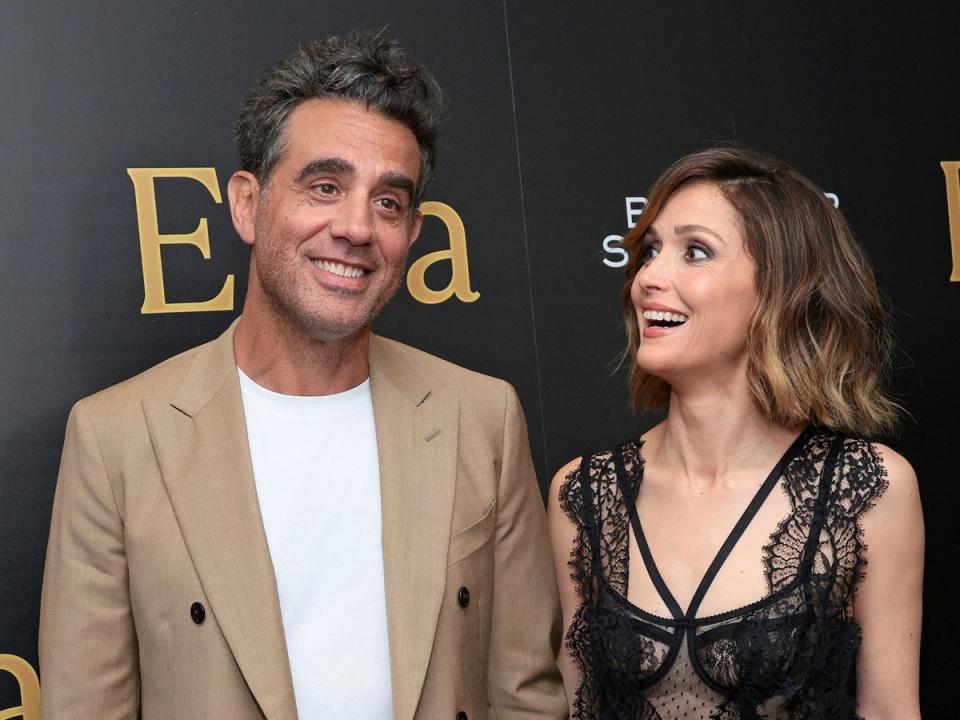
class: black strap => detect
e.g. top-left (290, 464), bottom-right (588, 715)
top-left (577, 453), bottom-right (603, 573)
top-left (799, 434), bottom-right (844, 581)
top-left (617, 428), bottom-right (811, 620)
top-left (687, 428), bottom-right (811, 617)
top-left (614, 443), bottom-right (685, 619)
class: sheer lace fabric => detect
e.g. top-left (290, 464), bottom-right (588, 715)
top-left (560, 430), bottom-right (887, 720)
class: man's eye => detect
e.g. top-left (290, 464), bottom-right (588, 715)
top-left (314, 183), bottom-right (337, 195)
top-left (376, 197), bottom-right (402, 212)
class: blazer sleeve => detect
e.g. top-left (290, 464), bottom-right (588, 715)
top-left (486, 384), bottom-right (568, 718)
top-left (39, 401), bottom-right (140, 719)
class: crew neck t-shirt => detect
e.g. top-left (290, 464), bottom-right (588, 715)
top-left (238, 368), bottom-right (393, 719)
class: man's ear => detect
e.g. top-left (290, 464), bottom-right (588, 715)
top-left (408, 208), bottom-right (424, 247)
top-left (227, 171), bottom-right (261, 246)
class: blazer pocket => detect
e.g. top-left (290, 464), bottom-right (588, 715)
top-left (447, 500), bottom-right (496, 566)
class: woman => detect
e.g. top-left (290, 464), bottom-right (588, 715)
top-left (549, 147), bottom-right (923, 719)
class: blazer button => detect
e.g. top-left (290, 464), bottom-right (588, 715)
top-left (190, 602), bottom-right (206, 624)
top-left (457, 586), bottom-right (470, 608)
top-left (456, 713), bottom-right (468, 720)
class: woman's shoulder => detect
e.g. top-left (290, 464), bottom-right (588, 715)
top-left (812, 432), bottom-right (920, 519)
top-left (869, 442), bottom-right (917, 486)
top-left (549, 438), bottom-right (646, 514)
top-left (551, 438), bottom-right (645, 488)
top-left (547, 456), bottom-right (586, 538)
top-left (852, 442), bottom-right (924, 606)
top-left (862, 442), bottom-right (921, 517)
top-left (550, 456), bottom-right (583, 493)
top-left (548, 453), bottom-right (594, 510)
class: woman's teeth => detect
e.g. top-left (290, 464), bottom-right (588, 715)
top-left (642, 310), bottom-right (688, 325)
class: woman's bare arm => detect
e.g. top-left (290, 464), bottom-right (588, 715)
top-left (855, 444), bottom-right (924, 719)
top-left (548, 457), bottom-right (585, 714)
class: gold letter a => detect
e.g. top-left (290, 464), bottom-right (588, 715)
top-left (940, 161), bottom-right (960, 282)
top-left (406, 201), bottom-right (480, 304)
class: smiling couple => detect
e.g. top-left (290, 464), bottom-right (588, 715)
top-left (39, 31), bottom-right (921, 720)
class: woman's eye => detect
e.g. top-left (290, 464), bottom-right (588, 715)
top-left (686, 245), bottom-right (709, 260)
top-left (639, 243), bottom-right (660, 262)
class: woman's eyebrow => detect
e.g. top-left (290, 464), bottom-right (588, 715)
top-left (675, 224), bottom-right (723, 242)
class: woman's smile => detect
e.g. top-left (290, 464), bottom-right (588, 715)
top-left (632, 180), bottom-right (757, 381)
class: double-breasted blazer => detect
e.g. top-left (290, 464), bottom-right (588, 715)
top-left (39, 321), bottom-right (566, 719)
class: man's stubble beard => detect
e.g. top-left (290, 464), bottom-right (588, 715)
top-left (253, 242), bottom-right (409, 345)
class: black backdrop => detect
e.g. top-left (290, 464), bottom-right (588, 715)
top-left (2, 2), bottom-right (957, 715)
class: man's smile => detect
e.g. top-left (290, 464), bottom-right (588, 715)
top-left (310, 259), bottom-right (368, 278)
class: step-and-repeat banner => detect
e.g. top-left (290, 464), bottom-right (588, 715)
top-left (2, 2), bottom-right (957, 715)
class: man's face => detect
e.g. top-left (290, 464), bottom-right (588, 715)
top-left (239, 98), bottom-right (423, 342)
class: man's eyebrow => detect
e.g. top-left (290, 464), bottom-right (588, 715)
top-left (294, 160), bottom-right (416, 199)
top-left (295, 157), bottom-right (354, 183)
top-left (675, 224), bottom-right (723, 242)
top-left (379, 171), bottom-right (416, 198)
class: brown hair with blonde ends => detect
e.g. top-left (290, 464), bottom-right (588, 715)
top-left (621, 147), bottom-right (898, 436)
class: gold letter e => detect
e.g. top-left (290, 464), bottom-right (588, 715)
top-left (127, 167), bottom-right (235, 312)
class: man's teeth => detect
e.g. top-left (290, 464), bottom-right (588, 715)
top-left (313, 260), bottom-right (365, 278)
top-left (642, 310), bottom-right (688, 323)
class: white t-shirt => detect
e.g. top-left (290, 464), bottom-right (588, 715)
top-left (238, 369), bottom-right (393, 719)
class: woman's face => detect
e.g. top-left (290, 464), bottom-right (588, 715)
top-left (630, 180), bottom-right (758, 387)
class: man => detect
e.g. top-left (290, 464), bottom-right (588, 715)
top-left (39, 33), bottom-right (566, 720)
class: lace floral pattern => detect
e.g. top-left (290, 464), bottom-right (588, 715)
top-left (560, 431), bottom-right (887, 720)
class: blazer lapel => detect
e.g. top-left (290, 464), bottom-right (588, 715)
top-left (370, 336), bottom-right (459, 720)
top-left (142, 323), bottom-right (297, 720)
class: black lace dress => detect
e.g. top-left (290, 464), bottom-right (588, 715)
top-left (559, 429), bottom-right (888, 719)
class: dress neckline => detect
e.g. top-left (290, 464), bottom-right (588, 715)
top-left (614, 427), bottom-right (812, 623)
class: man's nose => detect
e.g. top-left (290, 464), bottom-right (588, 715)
top-left (330, 195), bottom-right (374, 245)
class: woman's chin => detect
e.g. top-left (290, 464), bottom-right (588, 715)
top-left (635, 352), bottom-right (678, 382)
top-left (637, 341), bottom-right (676, 364)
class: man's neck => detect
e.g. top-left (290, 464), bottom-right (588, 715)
top-left (233, 310), bottom-right (371, 397)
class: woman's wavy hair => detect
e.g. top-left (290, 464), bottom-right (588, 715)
top-left (621, 147), bottom-right (898, 435)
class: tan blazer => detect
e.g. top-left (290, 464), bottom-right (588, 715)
top-left (39, 322), bottom-right (566, 719)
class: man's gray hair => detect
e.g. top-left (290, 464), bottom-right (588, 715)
top-left (235, 31), bottom-right (443, 202)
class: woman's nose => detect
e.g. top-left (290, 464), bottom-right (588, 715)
top-left (635, 252), bottom-right (669, 292)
